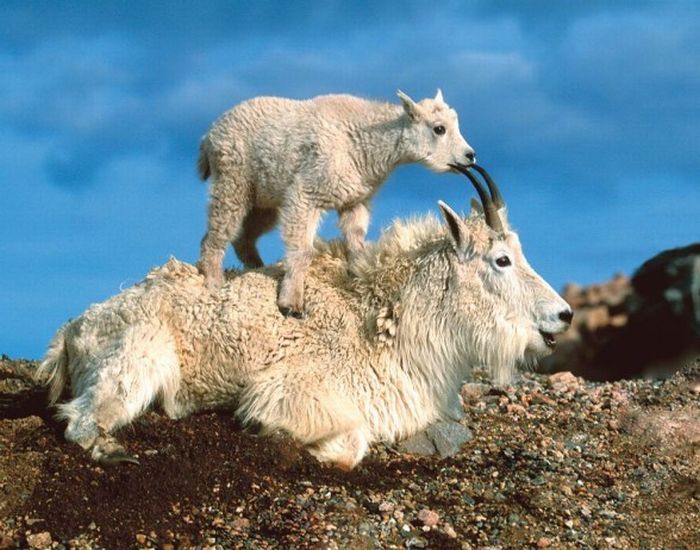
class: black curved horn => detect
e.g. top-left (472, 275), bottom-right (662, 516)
top-left (449, 164), bottom-right (505, 234)
top-left (471, 164), bottom-right (505, 210)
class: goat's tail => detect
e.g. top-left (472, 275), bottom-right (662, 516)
top-left (197, 136), bottom-right (211, 181)
top-left (35, 325), bottom-right (70, 405)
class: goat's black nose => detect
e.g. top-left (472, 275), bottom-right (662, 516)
top-left (559, 309), bottom-right (574, 324)
top-left (465, 151), bottom-right (475, 163)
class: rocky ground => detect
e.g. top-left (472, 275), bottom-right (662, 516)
top-left (0, 356), bottom-right (698, 549)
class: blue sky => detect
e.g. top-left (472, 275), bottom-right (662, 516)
top-left (2, 1), bottom-right (699, 359)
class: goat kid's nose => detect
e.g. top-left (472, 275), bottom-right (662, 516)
top-left (465, 151), bottom-right (475, 163)
top-left (559, 309), bottom-right (574, 325)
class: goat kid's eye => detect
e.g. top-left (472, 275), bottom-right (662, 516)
top-left (495, 255), bottom-right (512, 268)
top-left (433, 125), bottom-right (446, 136)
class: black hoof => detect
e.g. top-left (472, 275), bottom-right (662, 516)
top-left (99, 451), bottom-right (140, 466)
top-left (279, 306), bottom-right (305, 319)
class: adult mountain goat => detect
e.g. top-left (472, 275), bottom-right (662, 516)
top-left (198, 90), bottom-right (476, 317)
top-left (38, 166), bottom-right (571, 470)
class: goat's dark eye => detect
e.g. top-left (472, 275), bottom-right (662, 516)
top-left (434, 125), bottom-right (446, 135)
top-left (496, 255), bottom-right (511, 268)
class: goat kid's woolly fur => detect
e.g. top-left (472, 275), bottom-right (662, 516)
top-left (198, 90), bottom-right (476, 315)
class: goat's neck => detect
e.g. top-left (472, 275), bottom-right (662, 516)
top-left (352, 106), bottom-right (413, 183)
top-left (359, 252), bottom-right (469, 415)
top-left (396, 255), bottom-right (471, 411)
top-left (396, 310), bottom-right (470, 409)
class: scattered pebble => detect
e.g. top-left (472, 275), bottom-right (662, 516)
top-left (26, 532), bottom-right (52, 549)
top-left (416, 509), bottom-right (439, 527)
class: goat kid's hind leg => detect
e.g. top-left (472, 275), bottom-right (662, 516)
top-left (233, 207), bottom-right (278, 268)
top-left (278, 200), bottom-right (321, 318)
top-left (199, 171), bottom-right (252, 290)
top-left (338, 201), bottom-right (370, 260)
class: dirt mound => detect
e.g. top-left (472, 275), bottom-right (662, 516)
top-left (1, 357), bottom-right (698, 548)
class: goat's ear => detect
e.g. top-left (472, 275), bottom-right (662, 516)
top-left (397, 89), bottom-right (421, 120)
top-left (434, 88), bottom-right (444, 103)
top-left (438, 200), bottom-right (472, 258)
top-left (470, 199), bottom-right (510, 231)
top-left (496, 206), bottom-right (510, 231)
top-left (470, 198), bottom-right (483, 216)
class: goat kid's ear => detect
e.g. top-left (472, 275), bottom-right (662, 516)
top-left (397, 89), bottom-right (421, 121)
top-left (438, 200), bottom-right (472, 258)
top-left (434, 88), bottom-right (444, 103)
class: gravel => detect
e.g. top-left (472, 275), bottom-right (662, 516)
top-left (0, 356), bottom-right (698, 548)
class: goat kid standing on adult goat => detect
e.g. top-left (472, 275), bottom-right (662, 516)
top-left (197, 89), bottom-right (475, 317)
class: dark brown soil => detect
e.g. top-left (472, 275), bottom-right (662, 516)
top-left (1, 356), bottom-right (698, 549)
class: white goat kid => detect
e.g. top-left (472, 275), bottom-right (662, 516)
top-left (198, 89), bottom-right (476, 317)
top-left (38, 166), bottom-right (571, 470)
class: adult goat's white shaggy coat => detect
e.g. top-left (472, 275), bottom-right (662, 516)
top-left (198, 90), bottom-right (476, 316)
top-left (38, 169), bottom-right (571, 469)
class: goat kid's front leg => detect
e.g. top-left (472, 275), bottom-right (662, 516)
top-left (278, 202), bottom-right (321, 318)
top-left (338, 201), bottom-right (370, 260)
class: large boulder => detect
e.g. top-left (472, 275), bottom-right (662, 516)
top-left (541, 244), bottom-right (700, 380)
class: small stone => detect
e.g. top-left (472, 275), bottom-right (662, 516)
top-left (461, 383), bottom-right (490, 404)
top-left (506, 403), bottom-right (527, 416)
top-left (443, 523), bottom-right (458, 538)
top-left (231, 517), bottom-right (250, 530)
top-left (425, 421), bottom-right (474, 458)
top-left (135, 533), bottom-right (147, 545)
top-left (397, 432), bottom-right (436, 456)
top-left (405, 536), bottom-right (428, 548)
top-left (26, 532), bottom-right (52, 549)
top-left (531, 475), bottom-right (546, 486)
top-left (531, 392), bottom-right (556, 406)
top-left (536, 537), bottom-right (551, 547)
top-left (549, 371), bottom-right (579, 391)
top-left (378, 501), bottom-right (394, 513)
top-left (417, 508), bottom-right (439, 527)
